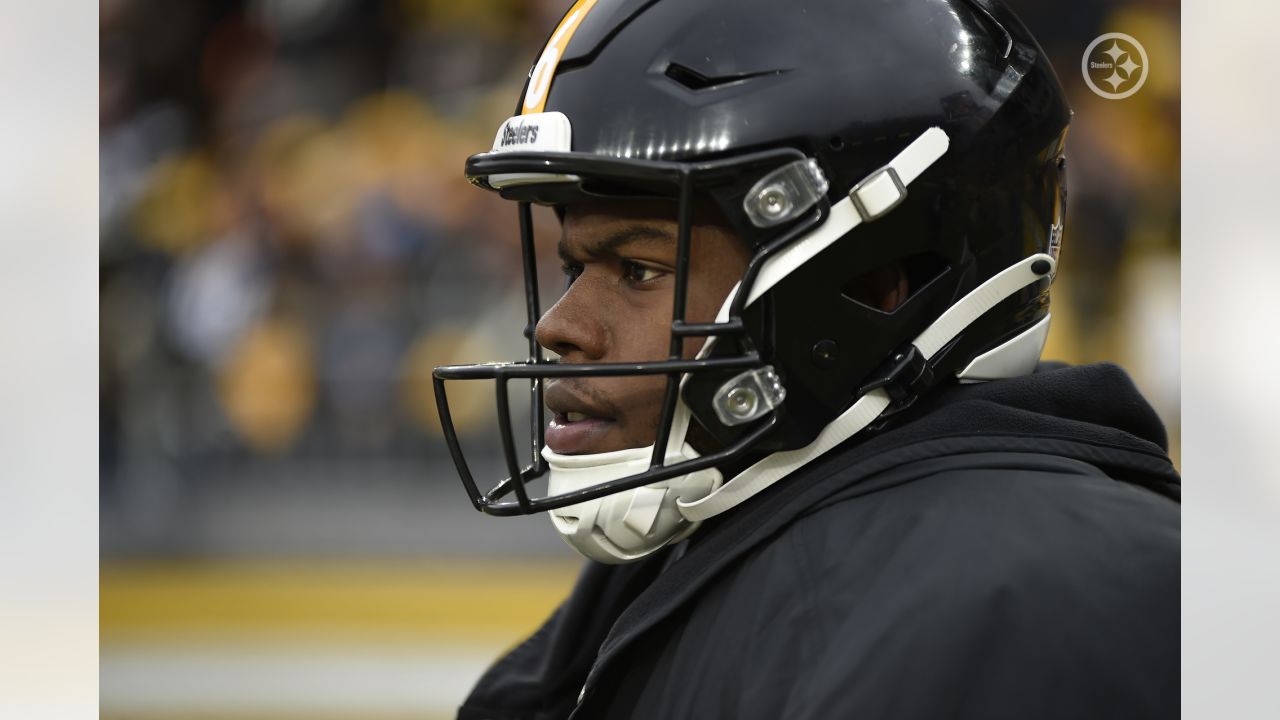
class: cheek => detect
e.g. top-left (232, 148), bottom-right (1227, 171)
top-left (677, 286), bottom-right (736, 359)
top-left (609, 301), bottom-right (675, 361)
top-left (599, 373), bottom-right (669, 446)
top-left (685, 230), bottom-right (750, 327)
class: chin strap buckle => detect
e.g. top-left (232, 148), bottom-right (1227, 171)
top-left (857, 344), bottom-right (935, 406)
top-left (848, 165), bottom-right (908, 222)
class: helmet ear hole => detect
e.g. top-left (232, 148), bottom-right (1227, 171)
top-left (841, 252), bottom-right (951, 314)
top-left (842, 263), bottom-right (908, 313)
top-left (901, 252), bottom-right (950, 298)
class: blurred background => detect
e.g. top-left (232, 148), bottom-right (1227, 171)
top-left (98, 0), bottom-right (1180, 717)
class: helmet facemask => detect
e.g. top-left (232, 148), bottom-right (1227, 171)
top-left (434, 144), bottom-right (827, 521)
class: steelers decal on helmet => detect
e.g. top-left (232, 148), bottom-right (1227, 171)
top-left (523, 0), bottom-right (598, 115)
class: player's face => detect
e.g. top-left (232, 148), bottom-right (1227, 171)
top-left (536, 199), bottom-right (750, 455)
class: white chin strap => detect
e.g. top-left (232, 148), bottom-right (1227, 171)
top-left (544, 400), bottom-right (723, 564)
top-left (542, 126), bottom-right (1054, 563)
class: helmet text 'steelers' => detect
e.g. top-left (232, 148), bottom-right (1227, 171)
top-left (500, 123), bottom-right (539, 148)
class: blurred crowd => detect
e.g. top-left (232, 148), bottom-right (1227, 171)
top-left (99, 0), bottom-right (1181, 556)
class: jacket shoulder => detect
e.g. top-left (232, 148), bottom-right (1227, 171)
top-left (586, 454), bottom-right (1179, 720)
top-left (794, 451), bottom-right (1178, 581)
top-left (771, 453), bottom-right (1179, 719)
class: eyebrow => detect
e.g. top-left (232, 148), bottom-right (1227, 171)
top-left (557, 225), bottom-right (673, 264)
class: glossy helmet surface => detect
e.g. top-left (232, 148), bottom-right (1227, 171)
top-left (434, 0), bottom-right (1070, 517)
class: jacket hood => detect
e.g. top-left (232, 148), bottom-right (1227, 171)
top-left (855, 360), bottom-right (1178, 496)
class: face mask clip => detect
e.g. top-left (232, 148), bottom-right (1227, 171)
top-left (743, 158), bottom-right (829, 228)
top-left (712, 366), bottom-right (786, 426)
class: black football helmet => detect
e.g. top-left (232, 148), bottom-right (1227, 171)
top-left (434, 0), bottom-right (1070, 535)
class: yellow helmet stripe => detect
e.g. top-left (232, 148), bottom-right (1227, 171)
top-left (523, 0), bottom-right (599, 115)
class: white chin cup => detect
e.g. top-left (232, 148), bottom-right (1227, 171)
top-left (543, 404), bottom-right (722, 564)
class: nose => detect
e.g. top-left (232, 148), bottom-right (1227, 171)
top-left (535, 282), bottom-right (608, 361)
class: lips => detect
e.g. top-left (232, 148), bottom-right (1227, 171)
top-left (546, 414), bottom-right (615, 454)
top-left (544, 382), bottom-right (616, 455)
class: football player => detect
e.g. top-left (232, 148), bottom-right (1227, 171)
top-left (433, 0), bottom-right (1179, 717)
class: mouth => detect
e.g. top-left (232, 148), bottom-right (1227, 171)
top-left (544, 384), bottom-right (616, 455)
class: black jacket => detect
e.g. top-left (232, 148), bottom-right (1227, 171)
top-left (459, 363), bottom-right (1181, 719)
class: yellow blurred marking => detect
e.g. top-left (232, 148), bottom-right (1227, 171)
top-left (101, 560), bottom-right (579, 644)
top-left (522, 0), bottom-right (598, 114)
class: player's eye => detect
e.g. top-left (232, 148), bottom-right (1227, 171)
top-left (561, 261), bottom-right (584, 286)
top-left (621, 260), bottom-right (666, 285)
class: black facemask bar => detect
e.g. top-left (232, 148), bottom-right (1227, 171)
top-left (434, 149), bottom-right (829, 517)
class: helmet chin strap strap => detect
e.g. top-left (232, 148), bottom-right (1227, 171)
top-left (678, 251), bottom-right (1057, 522)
